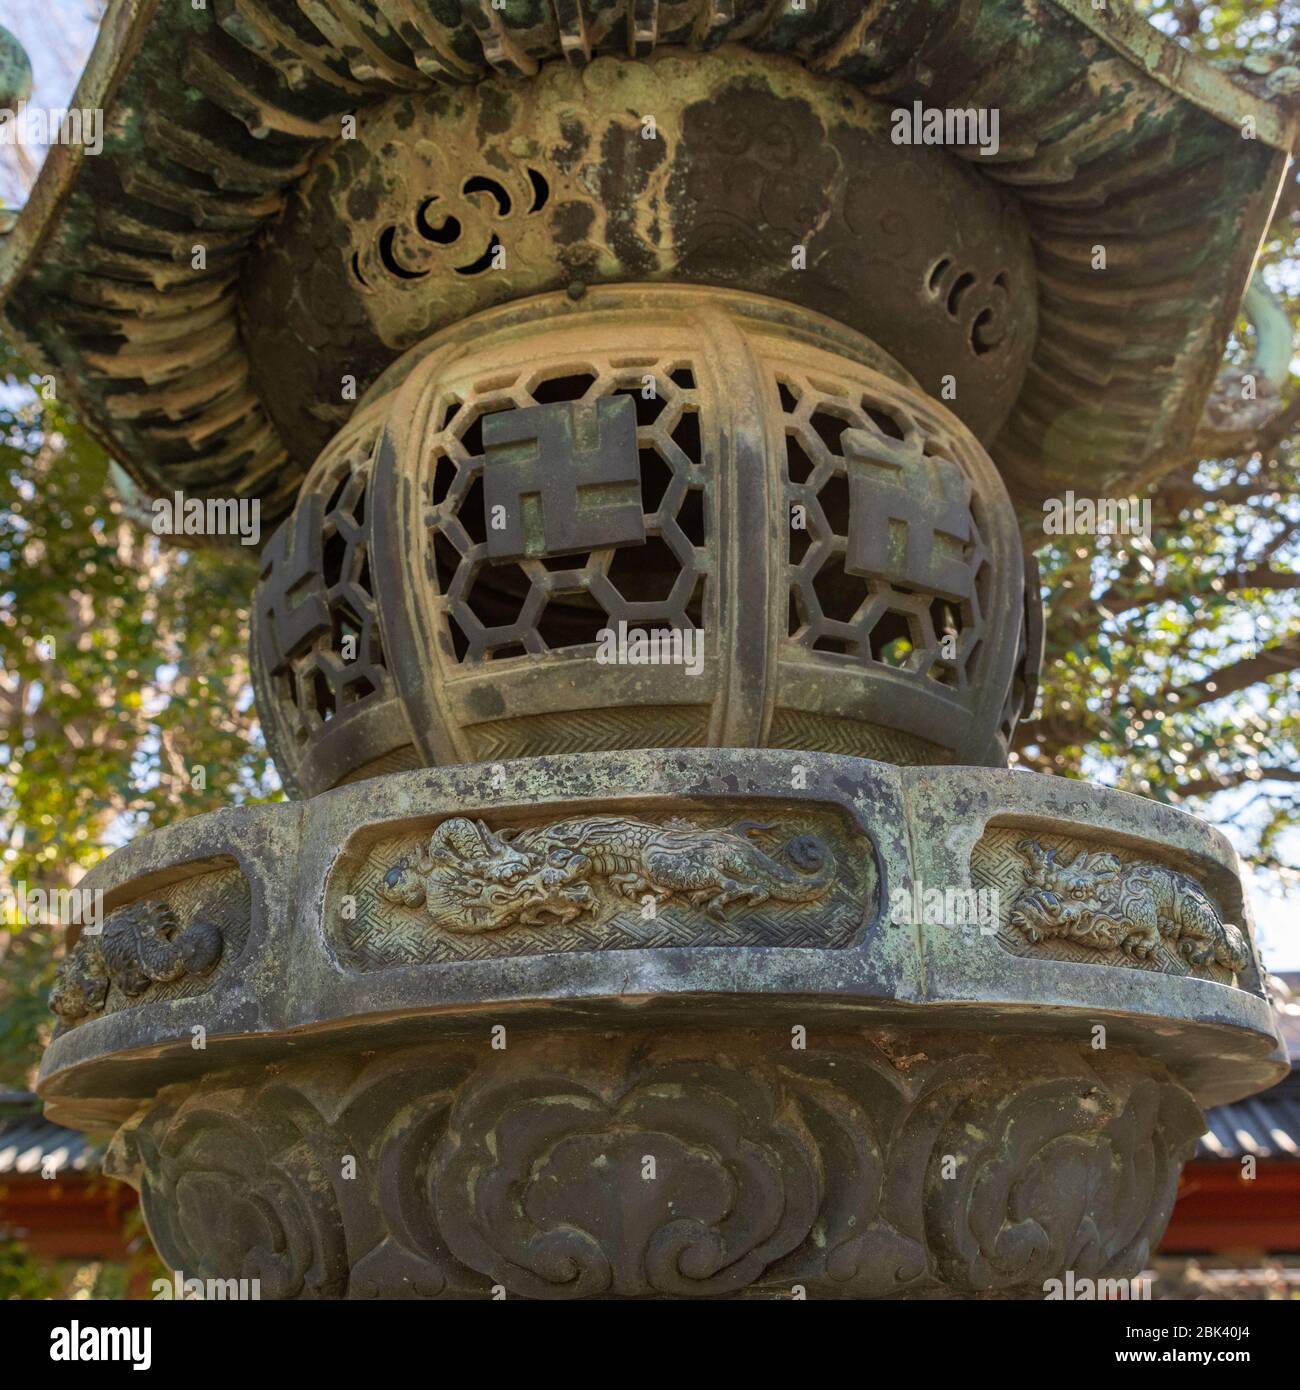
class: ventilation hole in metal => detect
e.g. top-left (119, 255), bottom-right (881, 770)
top-left (670, 410), bottom-right (701, 461)
top-left (432, 530), bottom-right (461, 597)
top-left (810, 410), bottom-right (848, 455)
top-left (463, 175), bottom-right (511, 216)
top-left (865, 405), bottom-right (905, 440)
top-left (620, 386), bottom-right (667, 427)
top-left (970, 310), bottom-right (997, 355)
top-left (431, 454), bottom-right (455, 507)
top-left (527, 167), bottom-right (549, 213)
top-left (536, 591), bottom-right (609, 648)
top-left (816, 473), bottom-right (850, 536)
top-left (439, 401), bottom-right (461, 431)
top-left (607, 535), bottom-right (681, 604)
top-left (928, 660), bottom-right (959, 689)
top-left (670, 367), bottom-right (695, 391)
top-left (324, 471), bottom-right (350, 514)
top-left (812, 553), bottom-right (862, 624)
top-left (538, 552), bottom-right (591, 573)
top-left (459, 475), bottom-right (487, 544)
top-left (489, 641), bottom-right (527, 660)
top-left (464, 567), bottom-right (532, 629)
top-left (532, 373), bottom-right (596, 404)
top-left (640, 448), bottom-right (673, 513)
top-left (378, 226), bottom-right (427, 280)
top-left (334, 608), bottom-right (360, 647)
top-left (868, 611), bottom-right (916, 666)
top-left (683, 574), bottom-right (705, 629)
top-left (812, 633), bottom-right (856, 655)
top-left (322, 529), bottom-right (347, 588)
top-left (454, 235), bottom-right (501, 276)
top-left (786, 433), bottom-right (816, 484)
top-left (416, 198), bottom-right (460, 244)
top-left (445, 610), bottom-right (470, 662)
top-left (930, 597), bottom-right (962, 639)
top-left (928, 598), bottom-right (961, 688)
top-left (789, 523), bottom-right (811, 566)
top-left (928, 258), bottom-right (952, 293)
top-left (676, 486), bottom-right (706, 547)
top-left (459, 413), bottom-right (485, 456)
top-left (777, 380), bottom-right (800, 414)
top-left (312, 668), bottom-right (334, 720)
top-left (350, 251), bottom-right (369, 288)
top-left (946, 272), bottom-right (975, 316)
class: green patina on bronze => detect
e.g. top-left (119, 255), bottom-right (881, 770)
top-left (0, 0), bottom-right (1291, 532)
top-left (239, 52), bottom-right (1037, 462)
top-left (11, 0), bottom-right (1294, 1301)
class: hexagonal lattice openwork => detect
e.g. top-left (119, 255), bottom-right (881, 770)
top-left (779, 372), bottom-right (992, 692)
top-left (253, 412), bottom-right (417, 797)
top-left (425, 360), bottom-right (707, 663)
top-left (253, 286), bottom-right (1038, 797)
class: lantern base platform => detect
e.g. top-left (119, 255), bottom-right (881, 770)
top-left (36, 750), bottom-right (1286, 1298)
top-left (104, 1026), bottom-right (1202, 1300)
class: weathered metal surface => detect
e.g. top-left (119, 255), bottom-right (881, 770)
top-left (0, 0), bottom-right (1291, 531)
top-left (15, 0), bottom-right (1295, 1303)
top-left (36, 750), bottom-right (1287, 1125)
top-left (250, 287), bottom-right (1038, 796)
top-left (34, 746), bottom-right (1287, 1297)
top-left (102, 1029), bottom-right (1202, 1298)
top-left (241, 50), bottom-right (1037, 460)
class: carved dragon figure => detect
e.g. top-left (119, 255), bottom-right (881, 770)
top-left (1008, 840), bottom-right (1249, 974)
top-left (50, 899), bottom-right (224, 1024)
top-left (378, 815), bottom-right (835, 933)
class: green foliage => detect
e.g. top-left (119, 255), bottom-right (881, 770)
top-left (1016, 3), bottom-right (1300, 900)
top-left (0, 1237), bottom-right (61, 1299)
top-left (0, 337), bottom-right (280, 1088)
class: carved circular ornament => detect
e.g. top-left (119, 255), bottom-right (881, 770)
top-left (241, 48), bottom-right (1037, 467)
top-left (252, 286), bottom-right (1038, 797)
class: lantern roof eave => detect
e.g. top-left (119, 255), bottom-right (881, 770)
top-left (0, 0), bottom-right (1293, 532)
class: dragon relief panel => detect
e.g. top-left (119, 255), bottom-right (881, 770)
top-left (972, 827), bottom-right (1250, 985)
top-left (332, 806), bottom-right (874, 966)
top-left (50, 864), bottom-right (250, 1028)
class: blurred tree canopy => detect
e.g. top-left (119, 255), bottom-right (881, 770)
top-left (0, 338), bottom-right (277, 1087)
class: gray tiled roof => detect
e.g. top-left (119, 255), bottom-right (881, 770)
top-left (1198, 1086), bottom-right (1300, 1161)
top-left (0, 1100), bottom-right (97, 1176)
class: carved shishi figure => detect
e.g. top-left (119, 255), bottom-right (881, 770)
top-left (50, 900), bottom-right (224, 1023)
top-left (1009, 840), bottom-right (1249, 974)
top-left (379, 815), bottom-right (836, 934)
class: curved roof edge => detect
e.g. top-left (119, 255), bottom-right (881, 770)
top-left (0, 0), bottom-right (1292, 533)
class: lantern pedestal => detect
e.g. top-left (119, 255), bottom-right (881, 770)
top-left (40, 751), bottom-right (1286, 1299)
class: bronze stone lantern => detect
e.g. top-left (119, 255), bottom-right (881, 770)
top-left (4, 0), bottom-right (1291, 1299)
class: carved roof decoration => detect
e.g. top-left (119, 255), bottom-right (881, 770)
top-left (0, 0), bottom-right (1293, 535)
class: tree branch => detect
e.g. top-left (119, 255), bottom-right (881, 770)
top-left (1179, 634), bottom-right (1300, 708)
